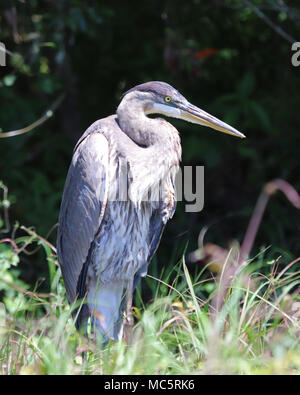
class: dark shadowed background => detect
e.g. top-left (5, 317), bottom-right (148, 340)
top-left (0, 0), bottom-right (299, 291)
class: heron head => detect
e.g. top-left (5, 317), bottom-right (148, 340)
top-left (122, 81), bottom-right (245, 138)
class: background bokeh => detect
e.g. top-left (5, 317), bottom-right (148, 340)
top-left (0, 0), bottom-right (299, 289)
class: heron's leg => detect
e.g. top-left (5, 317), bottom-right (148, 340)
top-left (87, 279), bottom-right (124, 342)
top-left (123, 278), bottom-right (134, 344)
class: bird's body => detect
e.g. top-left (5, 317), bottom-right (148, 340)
top-left (57, 81), bottom-right (244, 341)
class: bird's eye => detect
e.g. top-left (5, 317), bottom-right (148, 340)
top-left (164, 96), bottom-right (172, 103)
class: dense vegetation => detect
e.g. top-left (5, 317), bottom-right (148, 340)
top-left (0, 0), bottom-right (299, 374)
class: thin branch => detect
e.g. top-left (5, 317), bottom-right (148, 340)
top-left (0, 238), bottom-right (18, 252)
top-left (20, 225), bottom-right (57, 256)
top-left (242, 0), bottom-right (297, 44)
top-left (0, 94), bottom-right (65, 139)
top-left (0, 183), bottom-right (10, 233)
top-left (0, 277), bottom-right (55, 300)
top-left (239, 179), bottom-right (300, 264)
top-left (258, 4), bottom-right (300, 23)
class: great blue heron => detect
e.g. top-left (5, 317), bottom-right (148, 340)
top-left (57, 81), bottom-right (245, 341)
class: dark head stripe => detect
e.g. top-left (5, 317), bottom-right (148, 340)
top-left (122, 81), bottom-right (180, 99)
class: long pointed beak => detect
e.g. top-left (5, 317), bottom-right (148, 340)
top-left (180, 103), bottom-right (246, 138)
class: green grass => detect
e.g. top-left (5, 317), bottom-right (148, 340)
top-left (0, 231), bottom-right (300, 375)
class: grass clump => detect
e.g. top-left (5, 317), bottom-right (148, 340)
top-left (0, 229), bottom-right (299, 375)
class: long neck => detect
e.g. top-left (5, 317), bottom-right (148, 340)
top-left (116, 94), bottom-right (181, 203)
top-left (116, 94), bottom-right (181, 164)
top-left (117, 95), bottom-right (159, 147)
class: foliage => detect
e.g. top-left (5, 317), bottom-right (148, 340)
top-left (0, 227), bottom-right (300, 375)
top-left (0, 1), bottom-right (299, 270)
top-left (0, 0), bottom-right (300, 375)
top-left (0, 182), bottom-right (300, 375)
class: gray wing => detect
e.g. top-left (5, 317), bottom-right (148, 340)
top-left (57, 132), bottom-right (109, 304)
top-left (133, 179), bottom-right (178, 290)
top-left (133, 209), bottom-right (169, 290)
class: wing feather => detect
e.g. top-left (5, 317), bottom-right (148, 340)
top-left (57, 132), bottom-right (109, 304)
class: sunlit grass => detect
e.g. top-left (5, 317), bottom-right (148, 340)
top-left (0, 236), bottom-right (300, 375)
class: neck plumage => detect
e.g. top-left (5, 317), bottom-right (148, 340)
top-left (116, 94), bottom-right (181, 163)
top-left (116, 94), bottom-right (181, 204)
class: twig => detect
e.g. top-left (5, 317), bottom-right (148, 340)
top-left (0, 183), bottom-right (10, 233)
top-left (242, 0), bottom-right (297, 44)
top-left (276, 257), bottom-right (300, 281)
top-left (0, 238), bottom-right (18, 252)
top-left (20, 225), bottom-right (57, 255)
top-left (0, 94), bottom-right (65, 139)
top-left (239, 179), bottom-right (300, 264)
top-left (0, 277), bottom-right (55, 300)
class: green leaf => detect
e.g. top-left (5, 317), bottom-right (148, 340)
top-left (237, 71), bottom-right (255, 98)
top-left (278, 12), bottom-right (287, 22)
top-left (3, 75), bottom-right (17, 87)
top-left (249, 101), bottom-right (272, 132)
